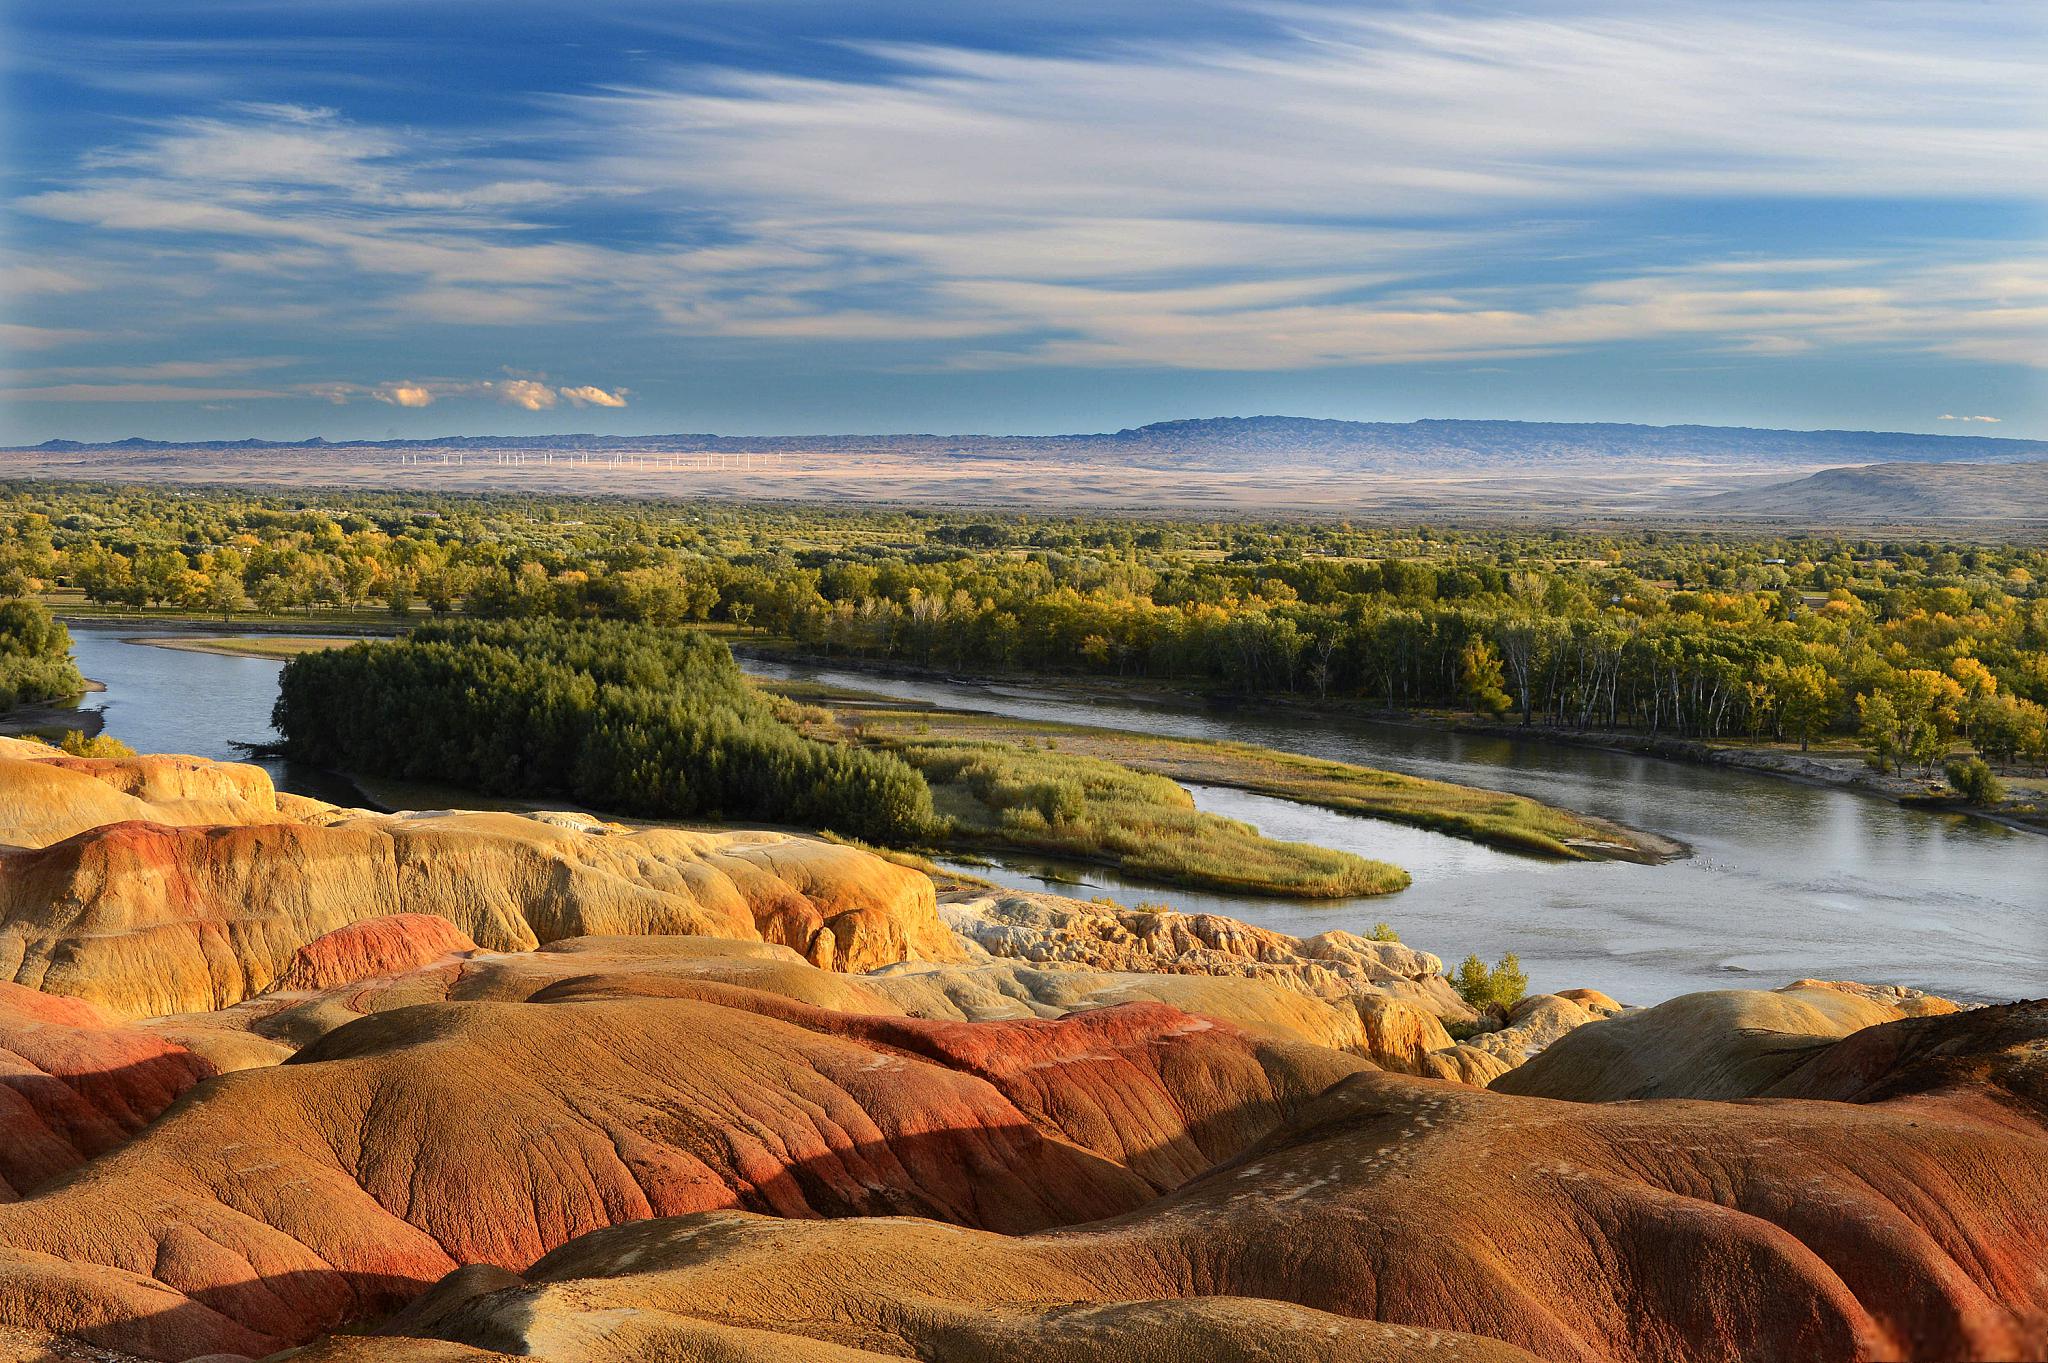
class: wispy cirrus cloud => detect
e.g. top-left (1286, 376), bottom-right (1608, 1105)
top-left (0, 382), bottom-right (291, 403)
top-left (5, 0), bottom-right (2044, 417)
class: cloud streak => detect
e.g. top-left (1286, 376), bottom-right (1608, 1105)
top-left (6, 0), bottom-right (2045, 412)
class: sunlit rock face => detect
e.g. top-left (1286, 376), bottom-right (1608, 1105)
top-left (1491, 981), bottom-right (1960, 1102)
top-left (940, 888), bottom-right (1472, 1016)
top-left (0, 746), bottom-right (956, 1018)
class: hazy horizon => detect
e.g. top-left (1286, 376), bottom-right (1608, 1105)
top-left (13, 412), bottom-right (2048, 450)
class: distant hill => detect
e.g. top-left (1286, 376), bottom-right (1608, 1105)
top-left (1088, 417), bottom-right (2048, 470)
top-left (14, 417), bottom-right (2047, 473)
top-left (1695, 461), bottom-right (2048, 522)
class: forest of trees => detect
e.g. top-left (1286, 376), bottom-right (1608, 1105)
top-left (0, 598), bottom-right (84, 713)
top-left (9, 481), bottom-right (2046, 771)
top-left (273, 619), bottom-right (935, 841)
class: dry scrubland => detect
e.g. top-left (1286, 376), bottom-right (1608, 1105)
top-left (0, 440), bottom-right (1916, 518)
top-left (11, 417), bottom-right (2047, 523)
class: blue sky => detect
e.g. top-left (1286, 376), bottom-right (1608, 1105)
top-left (1, 0), bottom-right (2042, 442)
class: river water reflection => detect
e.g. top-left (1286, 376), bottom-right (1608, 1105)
top-left (43, 627), bottom-right (2047, 1004)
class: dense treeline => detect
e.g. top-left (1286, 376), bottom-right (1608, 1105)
top-left (273, 620), bottom-right (934, 841)
top-left (10, 481), bottom-right (2047, 768)
top-left (0, 598), bottom-right (84, 712)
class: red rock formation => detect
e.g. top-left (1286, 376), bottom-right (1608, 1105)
top-left (265, 915), bottom-right (483, 995)
top-left (0, 987), bottom-right (1362, 1357)
top-left (302, 1001), bottom-right (2048, 1363)
top-left (0, 740), bottom-right (289, 850)
top-left (0, 982), bottom-right (211, 1201)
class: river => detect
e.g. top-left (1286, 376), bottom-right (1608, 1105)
top-left (56, 626), bottom-right (367, 806)
top-left (747, 660), bottom-right (2048, 1006)
top-left (44, 627), bottom-right (2048, 1005)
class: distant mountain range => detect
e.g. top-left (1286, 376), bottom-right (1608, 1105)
top-left (15, 417), bottom-right (2048, 472)
top-left (1696, 462), bottom-right (2048, 523)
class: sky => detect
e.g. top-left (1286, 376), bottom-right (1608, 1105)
top-left (0, 0), bottom-right (2043, 443)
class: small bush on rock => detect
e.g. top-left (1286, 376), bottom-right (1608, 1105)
top-left (58, 730), bottom-right (135, 758)
top-left (1452, 952), bottom-right (1528, 1011)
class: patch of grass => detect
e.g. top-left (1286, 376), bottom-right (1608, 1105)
top-left (807, 704), bottom-right (1665, 863)
top-left (892, 737), bottom-right (1409, 898)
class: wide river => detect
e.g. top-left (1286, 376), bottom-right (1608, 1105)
top-left (51, 626), bottom-right (2048, 1005)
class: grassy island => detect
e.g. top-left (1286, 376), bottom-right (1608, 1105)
top-left (768, 682), bottom-right (1667, 863)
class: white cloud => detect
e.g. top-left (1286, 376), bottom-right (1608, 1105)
top-left (84, 103), bottom-right (398, 192)
top-left (10, 357), bottom-right (298, 382)
top-left (376, 382), bottom-right (435, 408)
top-left (1938, 413), bottom-right (2002, 422)
top-left (0, 264), bottom-right (95, 297)
top-left (493, 379), bottom-right (558, 411)
top-left (587, 11), bottom-right (2043, 222)
top-left (301, 376), bottom-right (629, 409)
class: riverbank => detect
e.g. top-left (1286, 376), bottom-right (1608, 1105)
top-left (770, 681), bottom-right (1680, 865)
top-left (126, 633), bottom-right (357, 661)
top-left (0, 678), bottom-right (105, 741)
top-left (1444, 719), bottom-right (2048, 840)
top-left (734, 643), bottom-right (2042, 842)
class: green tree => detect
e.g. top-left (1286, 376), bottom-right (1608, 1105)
top-left (58, 729), bottom-right (136, 758)
top-left (1772, 661), bottom-right (1838, 752)
top-left (1458, 639), bottom-right (1512, 717)
top-left (1944, 757), bottom-right (2005, 806)
top-left (1857, 691), bottom-right (1903, 773)
top-left (1967, 693), bottom-right (2048, 765)
top-left (205, 570), bottom-right (245, 620)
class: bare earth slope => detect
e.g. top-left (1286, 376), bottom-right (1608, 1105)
top-left (1491, 981), bottom-right (1956, 1102)
top-left (0, 985), bottom-right (1363, 1356)
top-left (0, 982), bottom-right (213, 1200)
top-left (312, 1001), bottom-right (2048, 1363)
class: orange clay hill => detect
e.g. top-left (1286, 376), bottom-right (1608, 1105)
top-left (0, 739), bottom-right (2039, 1362)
